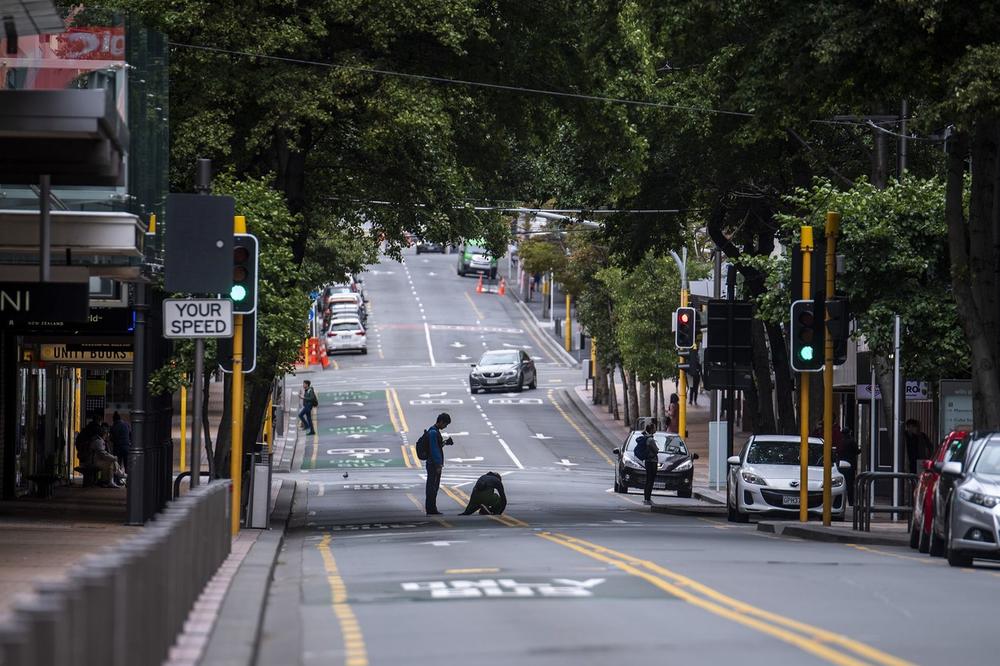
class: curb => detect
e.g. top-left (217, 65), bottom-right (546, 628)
top-left (559, 385), bottom-right (626, 451)
top-left (756, 521), bottom-right (910, 547)
top-left (200, 480), bottom-right (297, 666)
top-left (650, 503), bottom-right (728, 517)
top-left (693, 488), bottom-right (725, 505)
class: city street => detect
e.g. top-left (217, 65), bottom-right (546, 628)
top-left (256, 249), bottom-right (999, 666)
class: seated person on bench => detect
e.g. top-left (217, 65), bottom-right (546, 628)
top-left (88, 426), bottom-right (127, 488)
top-left (459, 471), bottom-right (507, 515)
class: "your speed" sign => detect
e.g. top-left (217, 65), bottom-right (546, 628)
top-left (163, 298), bottom-right (234, 338)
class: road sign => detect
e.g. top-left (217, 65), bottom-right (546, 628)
top-left (164, 194), bottom-right (234, 293)
top-left (163, 298), bottom-right (233, 338)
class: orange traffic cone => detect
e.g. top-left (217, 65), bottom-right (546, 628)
top-left (320, 351), bottom-right (330, 369)
top-left (476, 275), bottom-right (483, 294)
top-left (498, 278), bottom-right (506, 296)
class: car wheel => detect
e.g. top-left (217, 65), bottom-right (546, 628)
top-left (529, 372), bottom-right (537, 389)
top-left (470, 386), bottom-right (478, 394)
top-left (515, 375), bottom-right (524, 392)
top-left (490, 269), bottom-right (498, 279)
top-left (678, 488), bottom-right (692, 499)
top-left (614, 477), bottom-right (626, 494)
top-left (727, 498), bottom-right (738, 522)
top-left (457, 268), bottom-right (465, 276)
top-left (917, 523), bottom-right (931, 554)
top-left (929, 521), bottom-right (946, 557)
top-left (361, 348), bottom-right (368, 355)
top-left (416, 248), bottom-right (422, 255)
top-left (945, 518), bottom-right (974, 567)
top-left (909, 520), bottom-right (921, 549)
top-left (832, 511), bottom-right (846, 523)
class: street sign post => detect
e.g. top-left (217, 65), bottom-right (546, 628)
top-left (163, 298), bottom-right (234, 339)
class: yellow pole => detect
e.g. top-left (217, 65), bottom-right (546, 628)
top-left (799, 226), bottom-right (813, 522)
top-left (73, 368), bottom-right (82, 469)
top-left (264, 396), bottom-right (273, 453)
top-left (230, 214), bottom-right (247, 536)
top-left (823, 212), bottom-right (840, 525)
top-left (564, 293), bottom-right (572, 352)
top-left (678, 289), bottom-right (688, 438)
top-left (180, 379), bottom-right (187, 474)
top-left (303, 339), bottom-right (310, 369)
top-left (590, 336), bottom-right (598, 391)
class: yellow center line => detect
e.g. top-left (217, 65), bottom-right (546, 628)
top-left (385, 389), bottom-right (400, 432)
top-left (332, 358), bottom-right (340, 370)
top-left (406, 492), bottom-right (452, 527)
top-left (391, 388), bottom-right (409, 432)
top-left (845, 543), bottom-right (942, 565)
top-left (547, 389), bottom-right (615, 466)
top-left (400, 444), bottom-right (414, 468)
top-left (520, 317), bottom-right (558, 364)
top-left (317, 534), bottom-right (369, 666)
top-left (447, 486), bottom-right (527, 527)
top-left (446, 567), bottom-right (501, 574)
top-left (542, 532), bottom-right (913, 666)
top-left (464, 290), bottom-right (485, 321)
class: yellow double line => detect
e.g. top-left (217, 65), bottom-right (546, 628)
top-left (400, 443), bottom-right (420, 469)
top-left (547, 389), bottom-right (615, 466)
top-left (435, 486), bottom-right (909, 666)
top-left (385, 388), bottom-right (408, 433)
top-left (317, 534), bottom-right (368, 666)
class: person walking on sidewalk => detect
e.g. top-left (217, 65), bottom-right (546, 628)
top-left (110, 411), bottom-right (131, 470)
top-left (666, 393), bottom-right (680, 433)
top-left (298, 380), bottom-right (318, 435)
top-left (424, 413), bottom-right (453, 515)
top-left (687, 352), bottom-right (701, 406)
top-left (634, 422), bottom-right (660, 505)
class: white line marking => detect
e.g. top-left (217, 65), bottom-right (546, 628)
top-left (497, 437), bottom-right (524, 469)
top-left (424, 322), bottom-right (437, 367)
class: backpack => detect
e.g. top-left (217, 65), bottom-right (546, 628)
top-left (415, 430), bottom-right (430, 460)
top-left (633, 435), bottom-right (648, 462)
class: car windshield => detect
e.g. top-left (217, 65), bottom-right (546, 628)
top-left (747, 440), bottom-right (823, 466)
top-left (626, 433), bottom-right (687, 456)
top-left (973, 440), bottom-right (1000, 475)
top-left (479, 351), bottom-right (518, 365)
top-left (330, 322), bottom-right (360, 332)
top-left (466, 244), bottom-right (487, 254)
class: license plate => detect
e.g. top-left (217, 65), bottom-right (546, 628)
top-left (782, 495), bottom-right (800, 506)
top-left (486, 378), bottom-right (499, 384)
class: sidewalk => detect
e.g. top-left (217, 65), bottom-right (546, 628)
top-left (501, 256), bottom-right (585, 364)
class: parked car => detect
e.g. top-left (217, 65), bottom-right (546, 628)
top-left (415, 239), bottom-right (445, 254)
top-left (727, 435), bottom-right (849, 523)
top-left (934, 433), bottom-right (1000, 567)
top-left (327, 293), bottom-right (366, 325)
top-left (613, 431), bottom-right (698, 497)
top-left (927, 433), bottom-right (989, 557)
top-left (456, 240), bottom-right (498, 278)
top-left (910, 430), bottom-right (969, 552)
top-left (324, 317), bottom-right (367, 354)
top-left (469, 349), bottom-right (536, 393)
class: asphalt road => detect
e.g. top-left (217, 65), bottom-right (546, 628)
top-left (257, 248), bottom-right (999, 666)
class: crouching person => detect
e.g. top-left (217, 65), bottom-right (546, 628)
top-left (460, 472), bottom-right (507, 515)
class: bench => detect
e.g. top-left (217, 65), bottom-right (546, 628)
top-left (74, 465), bottom-right (102, 487)
top-left (26, 473), bottom-right (60, 498)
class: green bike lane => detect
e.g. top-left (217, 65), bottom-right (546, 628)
top-left (299, 389), bottom-right (408, 471)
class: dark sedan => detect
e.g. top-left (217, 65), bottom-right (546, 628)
top-left (613, 431), bottom-right (698, 498)
top-left (469, 350), bottom-right (537, 393)
top-left (415, 240), bottom-right (445, 254)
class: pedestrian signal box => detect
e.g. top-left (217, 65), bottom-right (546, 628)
top-left (231, 233), bottom-right (259, 314)
top-left (675, 307), bottom-right (696, 349)
top-left (790, 299), bottom-right (824, 372)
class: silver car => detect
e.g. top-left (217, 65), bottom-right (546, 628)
top-left (727, 435), bottom-right (849, 522)
top-left (939, 433), bottom-right (1000, 567)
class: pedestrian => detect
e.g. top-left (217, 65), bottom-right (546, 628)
top-left (110, 411), bottom-right (131, 470)
top-left (687, 352), bottom-right (701, 406)
top-left (904, 419), bottom-right (933, 474)
top-left (423, 413), bottom-right (453, 515)
top-left (634, 422), bottom-right (660, 505)
top-left (90, 425), bottom-right (126, 488)
top-left (459, 471), bottom-right (507, 515)
top-left (840, 425), bottom-right (859, 505)
top-left (298, 380), bottom-right (318, 435)
top-left (666, 393), bottom-right (679, 433)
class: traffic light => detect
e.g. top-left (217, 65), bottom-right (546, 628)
top-left (826, 297), bottom-right (850, 366)
top-left (230, 233), bottom-right (259, 314)
top-left (677, 349), bottom-right (693, 372)
top-left (790, 299), bottom-right (824, 372)
top-left (675, 306), bottom-right (696, 349)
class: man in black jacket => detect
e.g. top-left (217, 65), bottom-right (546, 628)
top-left (459, 471), bottom-right (507, 515)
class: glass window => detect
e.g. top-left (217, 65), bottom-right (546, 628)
top-left (747, 440), bottom-right (823, 466)
top-left (329, 322), bottom-right (360, 332)
top-left (973, 441), bottom-right (1000, 475)
top-left (625, 433), bottom-right (687, 455)
top-left (480, 351), bottom-right (518, 365)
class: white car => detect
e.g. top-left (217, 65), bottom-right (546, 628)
top-left (727, 435), bottom-right (849, 523)
top-left (325, 317), bottom-right (367, 355)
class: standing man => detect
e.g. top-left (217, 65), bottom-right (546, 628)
top-left (687, 351), bottom-right (701, 406)
top-left (424, 413), bottom-right (453, 515)
top-left (110, 411), bottom-right (131, 470)
top-left (299, 380), bottom-right (318, 436)
top-left (635, 422), bottom-right (660, 505)
top-left (904, 419), bottom-right (933, 474)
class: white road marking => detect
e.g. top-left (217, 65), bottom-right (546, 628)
top-left (531, 433), bottom-right (553, 440)
top-left (419, 540), bottom-right (466, 547)
top-left (497, 437), bottom-right (524, 469)
top-left (555, 459), bottom-right (578, 467)
top-left (424, 322), bottom-right (436, 367)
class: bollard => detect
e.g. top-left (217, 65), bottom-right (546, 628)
top-left (74, 556), bottom-right (115, 666)
top-left (0, 619), bottom-right (35, 666)
top-left (33, 579), bottom-right (80, 666)
top-left (12, 594), bottom-right (67, 666)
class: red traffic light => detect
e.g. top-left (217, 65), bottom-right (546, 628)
top-left (679, 312), bottom-right (690, 324)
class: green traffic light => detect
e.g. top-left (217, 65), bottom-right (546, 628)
top-left (799, 345), bottom-right (814, 361)
top-left (231, 284), bottom-right (248, 301)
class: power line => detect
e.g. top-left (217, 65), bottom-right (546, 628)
top-left (167, 41), bottom-right (755, 119)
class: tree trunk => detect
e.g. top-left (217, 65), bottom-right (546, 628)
top-left (213, 373), bottom-right (232, 478)
top-left (751, 320), bottom-right (776, 432)
top-left (201, 370), bottom-right (215, 479)
top-left (948, 125), bottom-right (1000, 429)
top-left (625, 366), bottom-right (637, 426)
top-left (744, 380), bottom-right (758, 434)
top-left (609, 369), bottom-right (620, 421)
top-left (765, 323), bottom-right (797, 434)
top-left (638, 377), bottom-right (650, 419)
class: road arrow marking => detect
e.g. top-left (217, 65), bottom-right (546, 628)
top-left (335, 414), bottom-right (368, 420)
top-left (449, 342), bottom-right (465, 348)
top-left (450, 457), bottom-right (484, 463)
top-left (419, 392), bottom-right (448, 398)
top-left (531, 433), bottom-right (553, 440)
top-left (418, 541), bottom-right (466, 547)
top-left (456, 354), bottom-right (471, 361)
top-left (348, 453), bottom-right (371, 459)
top-left (555, 459), bottom-right (578, 467)
top-left (331, 401), bottom-right (364, 407)
top-left (428, 271), bottom-right (437, 276)
top-left (346, 434), bottom-right (366, 439)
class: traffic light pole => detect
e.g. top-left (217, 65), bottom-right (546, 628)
top-left (670, 249), bottom-right (688, 438)
top-left (822, 213), bottom-right (840, 525)
top-left (799, 227), bottom-right (813, 522)
top-left (230, 214), bottom-right (248, 536)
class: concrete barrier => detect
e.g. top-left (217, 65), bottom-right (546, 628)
top-left (0, 481), bottom-right (231, 666)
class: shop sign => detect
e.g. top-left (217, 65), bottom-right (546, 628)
top-left (41, 343), bottom-right (132, 364)
top-left (0, 282), bottom-right (89, 325)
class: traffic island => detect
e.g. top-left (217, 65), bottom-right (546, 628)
top-left (756, 520), bottom-right (910, 547)
top-left (649, 500), bottom-right (728, 517)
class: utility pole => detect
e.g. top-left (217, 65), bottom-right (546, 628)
top-left (798, 227), bottom-right (813, 522)
top-left (230, 214), bottom-right (247, 536)
top-left (669, 249), bottom-right (689, 437)
top-left (822, 213), bottom-right (840, 525)
top-left (189, 158), bottom-right (212, 489)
